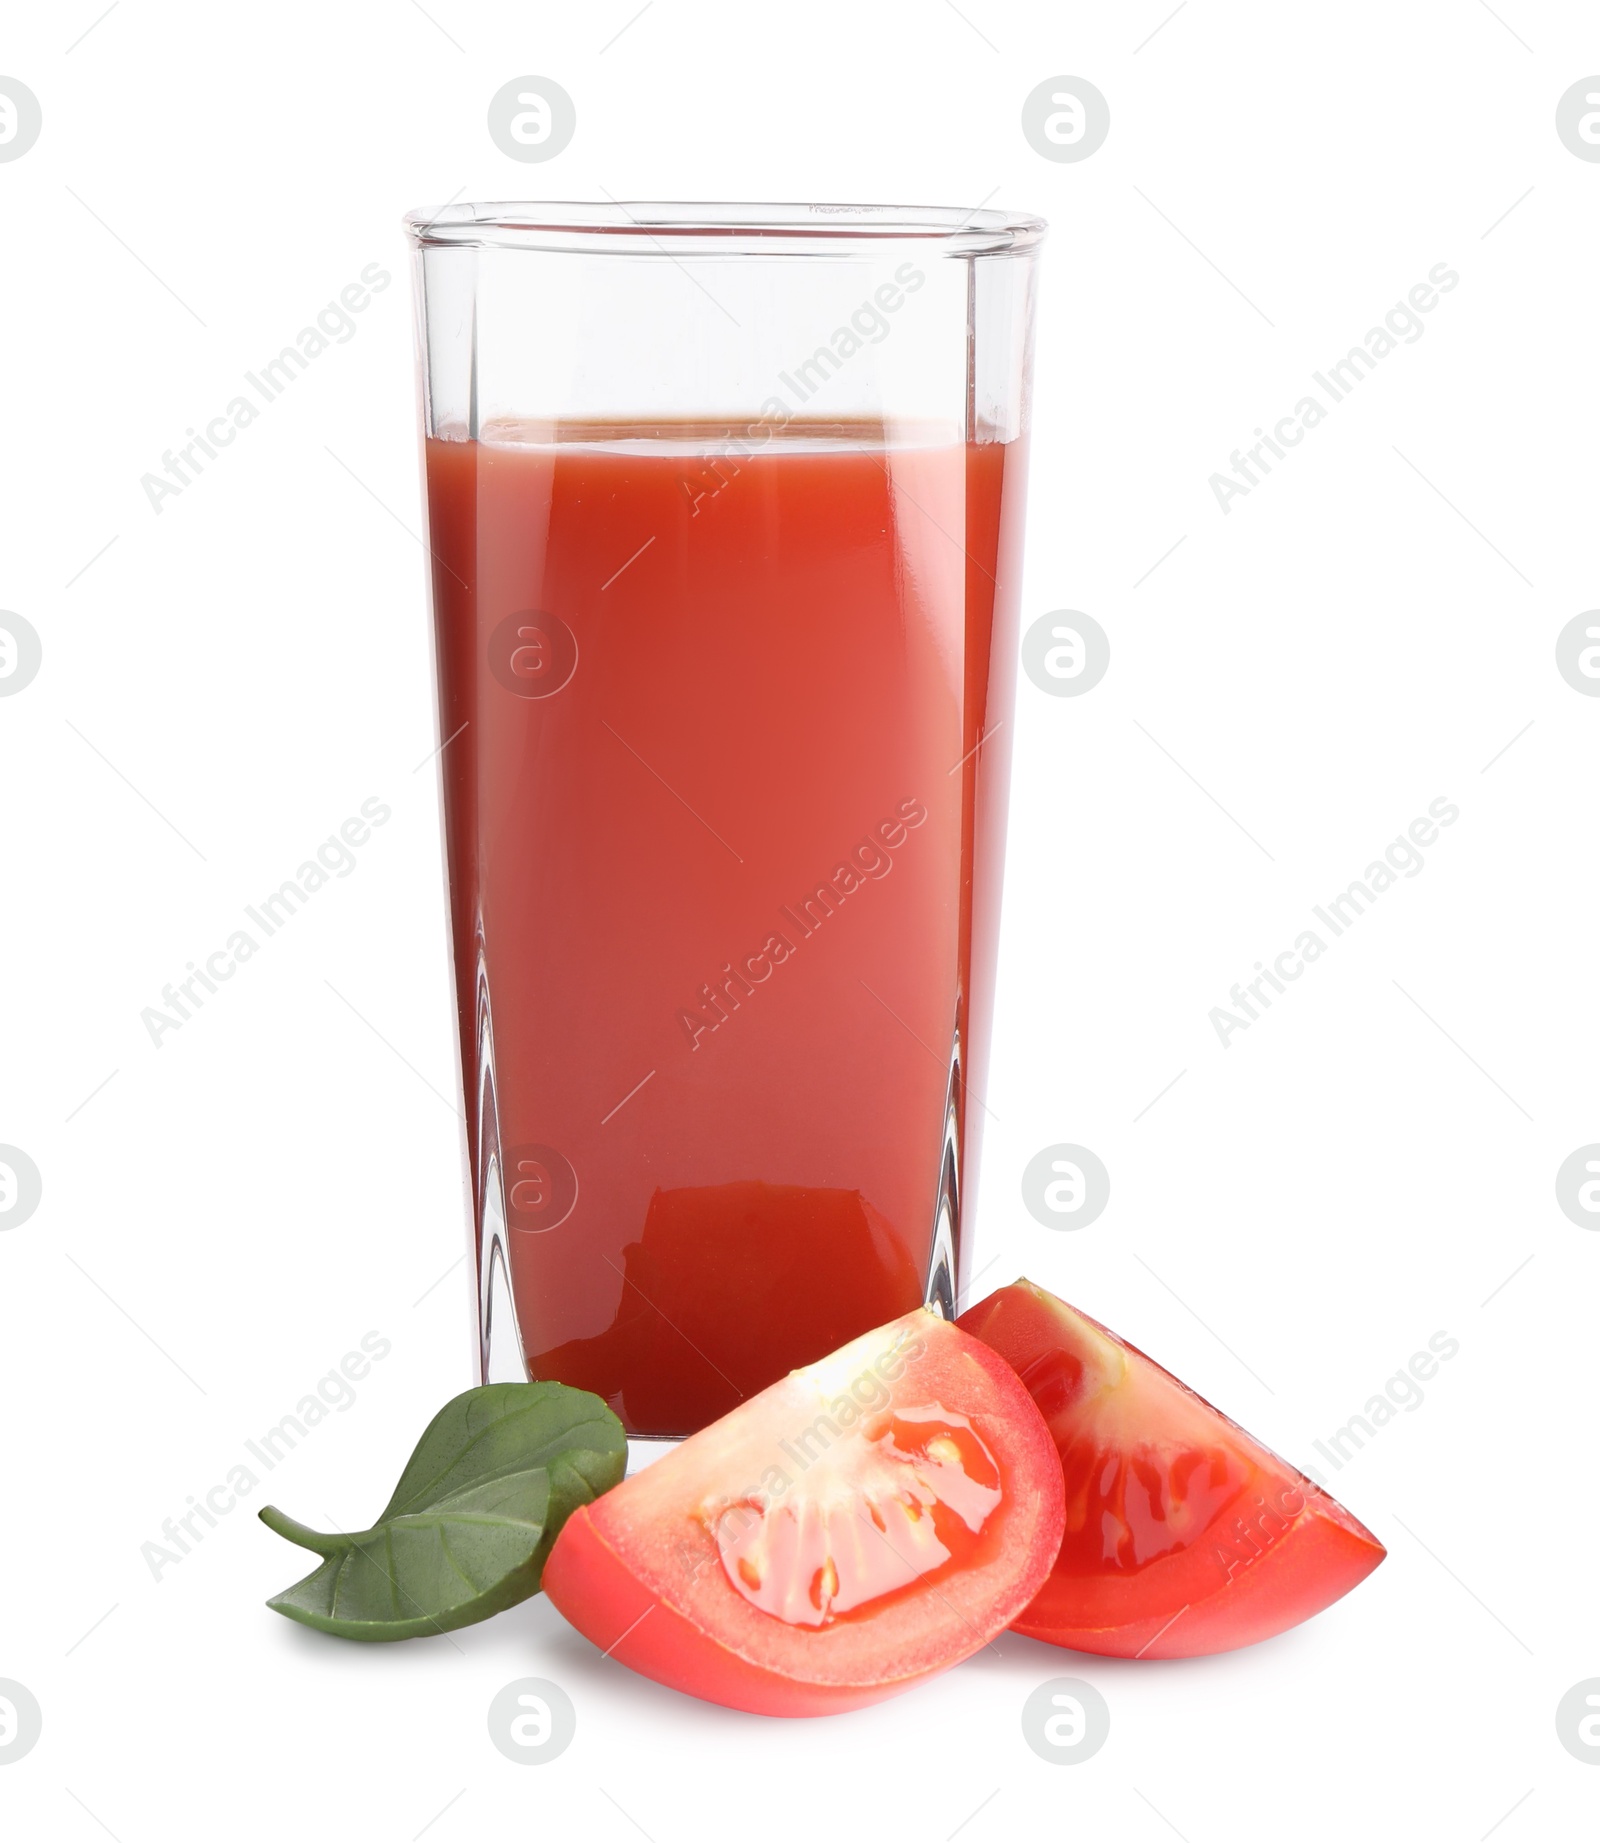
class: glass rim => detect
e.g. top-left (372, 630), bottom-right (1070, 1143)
top-left (402, 200), bottom-right (1047, 256)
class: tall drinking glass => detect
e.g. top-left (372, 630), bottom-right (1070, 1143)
top-left (405, 202), bottom-right (1043, 1439)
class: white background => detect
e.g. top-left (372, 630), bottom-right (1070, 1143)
top-left (2, 1), bottom-right (1596, 1837)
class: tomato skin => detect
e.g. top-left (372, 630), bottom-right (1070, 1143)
top-left (1010, 1500), bottom-right (1384, 1659)
top-left (546, 1505), bottom-right (904, 1716)
top-left (543, 1310), bottom-right (1065, 1716)
top-left (958, 1281), bottom-right (1386, 1660)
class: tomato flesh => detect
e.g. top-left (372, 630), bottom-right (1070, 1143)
top-left (712, 1404), bottom-right (1003, 1625)
top-left (543, 1309), bottom-right (1065, 1715)
top-left (957, 1281), bottom-right (1385, 1658)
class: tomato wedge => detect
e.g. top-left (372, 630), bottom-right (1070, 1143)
top-left (543, 1309), bottom-right (1065, 1715)
top-left (957, 1280), bottom-right (1385, 1658)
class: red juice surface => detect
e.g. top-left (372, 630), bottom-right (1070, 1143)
top-left (424, 421), bottom-right (1026, 1435)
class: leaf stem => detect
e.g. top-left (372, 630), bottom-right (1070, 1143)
top-left (258, 1505), bottom-right (354, 1556)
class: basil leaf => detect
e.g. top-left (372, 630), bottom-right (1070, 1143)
top-left (259, 1382), bottom-right (625, 1641)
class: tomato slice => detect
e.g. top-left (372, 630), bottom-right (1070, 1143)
top-left (957, 1280), bottom-right (1385, 1658)
top-left (543, 1310), bottom-right (1065, 1715)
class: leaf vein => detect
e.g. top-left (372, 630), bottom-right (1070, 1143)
top-left (437, 1527), bottom-right (480, 1596)
top-left (387, 1391), bottom-right (618, 1513)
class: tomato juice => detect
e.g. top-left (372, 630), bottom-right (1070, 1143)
top-left (424, 420), bottom-right (1026, 1435)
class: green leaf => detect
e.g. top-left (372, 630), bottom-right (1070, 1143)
top-left (259, 1382), bottom-right (626, 1641)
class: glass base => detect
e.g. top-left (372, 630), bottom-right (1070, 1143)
top-left (625, 1436), bottom-right (680, 1475)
